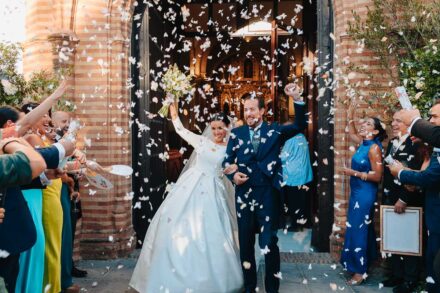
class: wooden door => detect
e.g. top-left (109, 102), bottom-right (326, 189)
top-left (131, 4), bottom-right (169, 246)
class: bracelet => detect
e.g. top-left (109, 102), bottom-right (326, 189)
top-left (1, 139), bottom-right (21, 154)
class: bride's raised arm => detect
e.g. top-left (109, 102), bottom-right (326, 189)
top-left (169, 103), bottom-right (205, 149)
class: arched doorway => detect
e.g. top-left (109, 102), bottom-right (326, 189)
top-left (130, 0), bottom-right (334, 252)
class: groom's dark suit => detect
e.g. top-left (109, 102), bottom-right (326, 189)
top-left (223, 102), bottom-right (307, 293)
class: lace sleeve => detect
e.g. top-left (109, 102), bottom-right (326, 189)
top-left (172, 116), bottom-right (205, 149)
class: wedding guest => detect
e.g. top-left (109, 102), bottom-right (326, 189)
top-left (341, 102), bottom-right (386, 285)
top-left (399, 108), bottom-right (440, 148)
top-left (388, 100), bottom-right (440, 293)
top-left (381, 110), bottom-right (430, 293)
top-left (0, 137), bottom-right (72, 292)
top-left (280, 129), bottom-right (313, 231)
top-left (22, 103), bottom-right (64, 293)
top-left (52, 110), bottom-right (84, 292)
top-left (0, 80), bottom-right (67, 138)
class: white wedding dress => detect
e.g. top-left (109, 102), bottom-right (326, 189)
top-left (130, 117), bottom-right (243, 293)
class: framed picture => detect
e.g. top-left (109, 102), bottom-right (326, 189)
top-left (380, 205), bottom-right (423, 256)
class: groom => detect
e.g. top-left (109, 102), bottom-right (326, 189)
top-left (223, 84), bottom-right (306, 293)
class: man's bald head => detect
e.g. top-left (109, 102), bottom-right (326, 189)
top-left (52, 111), bottom-right (71, 134)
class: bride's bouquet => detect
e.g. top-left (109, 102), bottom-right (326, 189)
top-left (158, 64), bottom-right (193, 117)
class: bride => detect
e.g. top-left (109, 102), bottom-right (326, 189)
top-left (129, 103), bottom-right (243, 293)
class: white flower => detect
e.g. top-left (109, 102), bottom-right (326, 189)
top-left (200, 38), bottom-right (211, 51)
top-left (151, 81), bottom-right (158, 91)
top-left (1, 79), bottom-right (18, 95)
top-left (181, 5), bottom-right (190, 22)
top-left (415, 80), bottom-right (425, 90)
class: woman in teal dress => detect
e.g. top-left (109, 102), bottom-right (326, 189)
top-left (341, 104), bottom-right (387, 285)
top-left (16, 189), bottom-right (45, 293)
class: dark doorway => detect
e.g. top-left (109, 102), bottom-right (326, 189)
top-left (130, 2), bottom-right (173, 245)
top-left (130, 0), bottom-right (334, 251)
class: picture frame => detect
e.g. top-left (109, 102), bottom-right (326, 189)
top-left (380, 205), bottom-right (423, 256)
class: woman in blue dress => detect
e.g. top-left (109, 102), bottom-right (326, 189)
top-left (341, 103), bottom-right (387, 285)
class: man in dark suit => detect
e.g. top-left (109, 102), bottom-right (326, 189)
top-left (400, 100), bottom-right (440, 148)
top-left (389, 102), bottom-right (440, 293)
top-left (223, 84), bottom-right (306, 293)
top-left (0, 139), bottom-right (74, 292)
top-left (382, 110), bottom-right (429, 292)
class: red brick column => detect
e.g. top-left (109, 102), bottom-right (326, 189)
top-left (330, 0), bottom-right (395, 259)
top-left (24, 0), bottom-right (136, 259)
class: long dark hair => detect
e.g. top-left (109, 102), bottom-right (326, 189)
top-left (370, 117), bottom-right (387, 142)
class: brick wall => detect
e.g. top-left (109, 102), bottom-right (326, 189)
top-left (24, 0), bottom-right (135, 259)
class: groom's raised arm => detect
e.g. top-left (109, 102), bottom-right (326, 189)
top-left (278, 102), bottom-right (307, 140)
top-left (222, 130), bottom-right (238, 182)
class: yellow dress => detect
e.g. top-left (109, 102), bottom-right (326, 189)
top-left (42, 141), bottom-right (63, 293)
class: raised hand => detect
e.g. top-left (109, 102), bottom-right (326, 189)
top-left (347, 99), bottom-right (357, 121)
top-left (284, 83), bottom-right (302, 102)
top-left (169, 101), bottom-right (178, 120)
top-left (50, 79), bottom-right (69, 100)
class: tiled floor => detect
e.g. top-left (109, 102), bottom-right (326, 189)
top-left (70, 229), bottom-right (394, 292)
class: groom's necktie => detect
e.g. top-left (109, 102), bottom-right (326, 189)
top-left (250, 125), bottom-right (261, 153)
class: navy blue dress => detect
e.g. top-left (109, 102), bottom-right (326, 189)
top-left (341, 139), bottom-right (381, 274)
